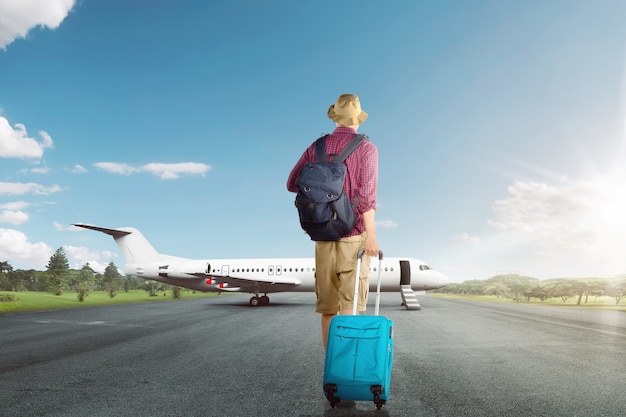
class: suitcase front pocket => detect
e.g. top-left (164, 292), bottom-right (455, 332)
top-left (327, 325), bottom-right (383, 382)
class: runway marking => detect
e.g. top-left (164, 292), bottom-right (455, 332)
top-left (32, 319), bottom-right (113, 326)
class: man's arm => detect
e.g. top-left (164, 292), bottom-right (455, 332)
top-left (362, 208), bottom-right (379, 256)
top-left (287, 146), bottom-right (314, 193)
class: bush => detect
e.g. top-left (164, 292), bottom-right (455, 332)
top-left (77, 287), bottom-right (89, 302)
top-left (0, 292), bottom-right (17, 302)
top-left (0, 292), bottom-right (19, 311)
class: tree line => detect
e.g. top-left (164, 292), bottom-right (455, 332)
top-left (436, 273), bottom-right (626, 305)
top-left (0, 248), bottom-right (177, 301)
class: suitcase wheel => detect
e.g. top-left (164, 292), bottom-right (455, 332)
top-left (324, 383), bottom-right (340, 408)
top-left (371, 385), bottom-right (386, 410)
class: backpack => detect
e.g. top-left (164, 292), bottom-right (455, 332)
top-left (295, 133), bottom-right (367, 241)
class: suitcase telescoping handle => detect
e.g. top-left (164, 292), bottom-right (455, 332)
top-left (353, 248), bottom-right (384, 316)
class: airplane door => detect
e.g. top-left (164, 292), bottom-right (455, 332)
top-left (222, 265), bottom-right (230, 276)
top-left (400, 260), bottom-right (410, 286)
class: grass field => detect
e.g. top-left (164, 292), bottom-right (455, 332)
top-left (430, 293), bottom-right (626, 311)
top-left (0, 290), bottom-right (235, 314)
top-left (2, 291), bottom-right (624, 314)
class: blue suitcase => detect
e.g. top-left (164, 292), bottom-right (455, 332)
top-left (323, 250), bottom-right (393, 410)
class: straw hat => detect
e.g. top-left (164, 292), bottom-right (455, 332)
top-left (327, 94), bottom-right (368, 125)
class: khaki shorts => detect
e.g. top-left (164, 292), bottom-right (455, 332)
top-left (314, 233), bottom-right (371, 314)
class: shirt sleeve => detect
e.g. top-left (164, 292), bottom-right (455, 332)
top-left (356, 141), bottom-right (378, 214)
top-left (286, 144), bottom-right (314, 193)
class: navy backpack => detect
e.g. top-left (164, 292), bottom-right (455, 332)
top-left (294, 134), bottom-right (366, 241)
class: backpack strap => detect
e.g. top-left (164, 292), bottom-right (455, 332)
top-left (314, 133), bottom-right (367, 163)
top-left (314, 135), bottom-right (329, 162)
top-left (336, 134), bottom-right (367, 162)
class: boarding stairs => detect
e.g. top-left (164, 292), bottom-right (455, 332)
top-left (400, 285), bottom-right (422, 310)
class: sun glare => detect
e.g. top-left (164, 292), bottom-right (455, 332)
top-left (582, 167), bottom-right (626, 271)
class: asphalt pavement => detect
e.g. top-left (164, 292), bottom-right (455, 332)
top-left (1, 294), bottom-right (625, 417)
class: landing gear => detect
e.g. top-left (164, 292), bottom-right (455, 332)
top-left (249, 294), bottom-right (270, 306)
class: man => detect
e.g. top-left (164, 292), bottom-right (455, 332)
top-left (287, 93), bottom-right (379, 350)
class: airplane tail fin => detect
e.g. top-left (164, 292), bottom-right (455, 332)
top-left (73, 224), bottom-right (161, 263)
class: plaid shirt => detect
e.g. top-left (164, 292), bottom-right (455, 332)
top-left (287, 127), bottom-right (378, 237)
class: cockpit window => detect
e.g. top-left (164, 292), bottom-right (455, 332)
top-left (419, 265), bottom-right (431, 271)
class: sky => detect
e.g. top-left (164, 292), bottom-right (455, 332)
top-left (1, 0), bottom-right (626, 283)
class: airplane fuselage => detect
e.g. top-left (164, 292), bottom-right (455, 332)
top-left (125, 256), bottom-right (449, 294)
top-left (73, 224), bottom-right (450, 308)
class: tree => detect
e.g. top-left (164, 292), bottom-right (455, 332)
top-left (524, 286), bottom-right (549, 302)
top-left (0, 261), bottom-right (14, 290)
top-left (483, 274), bottom-right (539, 301)
top-left (76, 263), bottom-right (95, 302)
top-left (605, 279), bottom-right (626, 305)
top-left (144, 280), bottom-right (163, 296)
top-left (571, 278), bottom-right (607, 305)
top-left (0, 261), bottom-right (13, 274)
top-left (103, 262), bottom-right (121, 298)
top-left (544, 279), bottom-right (575, 303)
top-left (46, 248), bottom-right (70, 295)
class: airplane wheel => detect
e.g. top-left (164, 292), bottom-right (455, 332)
top-left (260, 295), bottom-right (270, 306)
top-left (250, 296), bottom-right (260, 307)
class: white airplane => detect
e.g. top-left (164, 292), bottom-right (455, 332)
top-left (73, 224), bottom-right (450, 309)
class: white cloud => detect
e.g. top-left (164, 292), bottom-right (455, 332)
top-left (68, 164), bottom-right (87, 174)
top-left (0, 0), bottom-right (77, 49)
top-left (486, 170), bottom-right (626, 276)
top-left (29, 166), bottom-right (50, 174)
top-left (0, 202), bottom-right (30, 225)
top-left (0, 210), bottom-right (29, 225)
top-left (141, 162), bottom-right (211, 179)
top-left (0, 181), bottom-right (63, 196)
top-left (0, 228), bottom-right (52, 268)
top-left (376, 220), bottom-right (398, 229)
top-left (53, 221), bottom-right (78, 232)
top-left (94, 161), bottom-right (211, 179)
top-left (93, 162), bottom-right (140, 176)
top-left (0, 201), bottom-right (29, 210)
top-left (452, 233), bottom-right (481, 246)
top-left (0, 117), bottom-right (54, 159)
top-left (64, 245), bottom-right (118, 273)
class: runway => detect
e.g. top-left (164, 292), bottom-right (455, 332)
top-left (1, 294), bottom-right (625, 417)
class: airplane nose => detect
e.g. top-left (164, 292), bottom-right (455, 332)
top-left (435, 271), bottom-right (451, 288)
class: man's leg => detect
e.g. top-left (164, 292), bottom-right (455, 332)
top-left (337, 234), bottom-right (370, 313)
top-left (321, 308), bottom-right (354, 351)
top-left (321, 313), bottom-right (335, 351)
top-left (315, 241), bottom-right (339, 350)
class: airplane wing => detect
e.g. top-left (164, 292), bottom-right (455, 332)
top-left (190, 273), bottom-right (301, 294)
